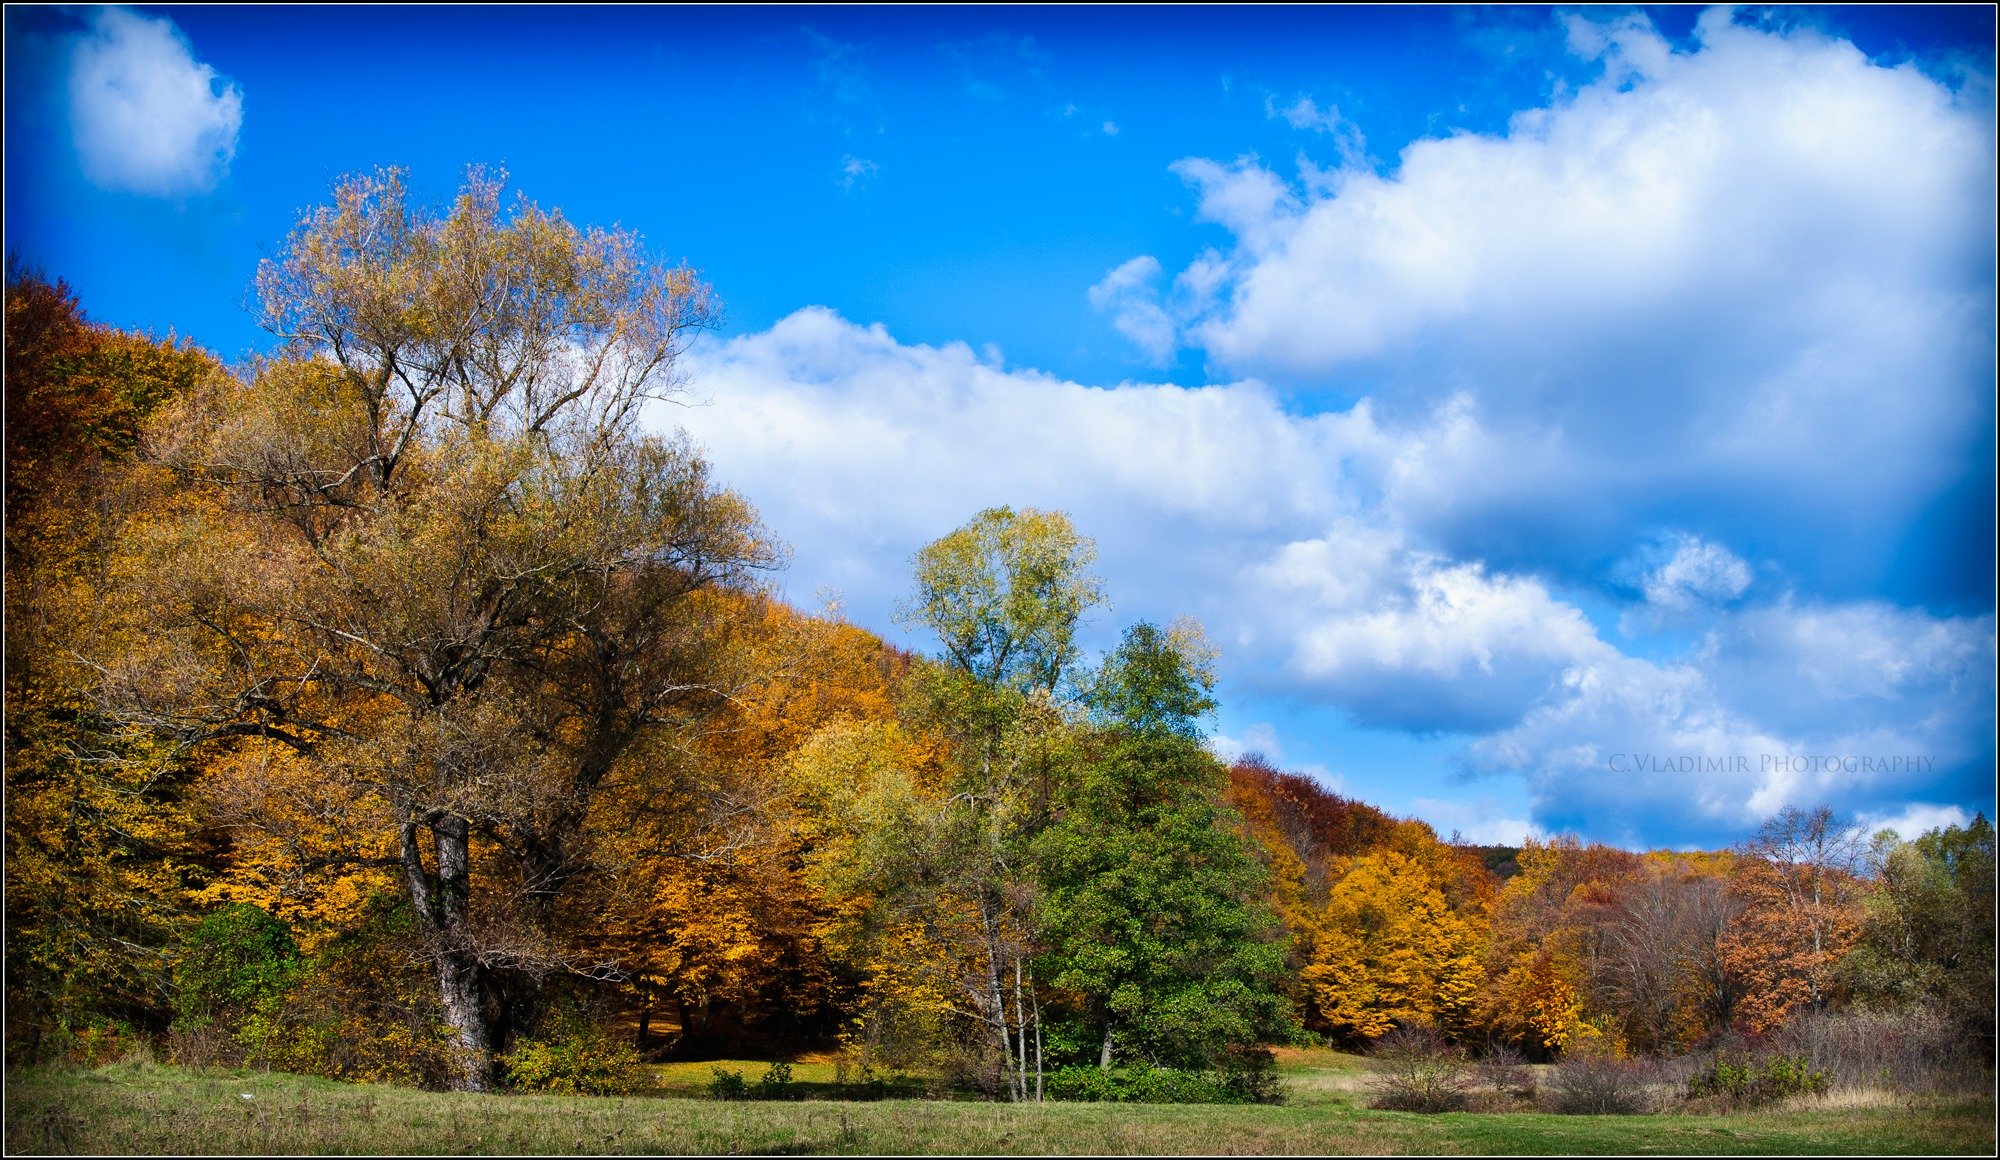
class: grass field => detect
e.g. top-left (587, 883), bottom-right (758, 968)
top-left (4, 1052), bottom-right (1992, 1155)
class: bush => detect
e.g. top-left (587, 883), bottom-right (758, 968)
top-left (500, 1007), bottom-right (644, 1096)
top-left (1775, 1005), bottom-right (1988, 1095)
top-left (1365, 1025), bottom-right (1473, 1113)
top-left (1683, 1052), bottom-right (1826, 1107)
top-left (1473, 1041), bottom-right (1536, 1103)
top-left (753, 1061), bottom-right (795, 1100)
top-left (1217, 1044), bottom-right (1284, 1104)
top-left (1043, 1060), bottom-right (1276, 1104)
top-left (1545, 1043), bottom-right (1657, 1115)
top-left (214, 898), bottom-right (461, 1088)
top-left (171, 903), bottom-right (299, 1036)
top-left (707, 1067), bottom-right (749, 1100)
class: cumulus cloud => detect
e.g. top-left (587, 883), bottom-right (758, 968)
top-left (1247, 526), bottom-right (1609, 732)
top-left (663, 307), bottom-right (1992, 848)
top-left (1470, 603), bottom-right (1996, 847)
top-left (1087, 257), bottom-right (1177, 364)
top-left (666, 307), bottom-right (1374, 634)
top-left (1268, 93), bottom-right (1368, 168)
top-left (666, 10), bottom-right (1996, 847)
top-left (1858, 802), bottom-right (1979, 843)
top-left (68, 7), bottom-right (242, 195)
top-left (1409, 796), bottom-right (1545, 847)
top-left (1108, 10), bottom-right (1996, 603)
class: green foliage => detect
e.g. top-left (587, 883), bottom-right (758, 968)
top-left (501, 1006), bottom-right (645, 1096)
top-left (1844, 815), bottom-right (1996, 1058)
top-left (707, 1067), bottom-right (750, 1100)
top-left (1685, 1053), bottom-right (1828, 1106)
top-left (896, 506), bottom-right (1105, 697)
top-left (753, 1060), bottom-right (796, 1099)
top-left (171, 903), bottom-right (300, 1032)
top-left (1035, 622), bottom-right (1295, 1070)
top-left (226, 897), bottom-right (462, 1089)
top-left (1043, 1059), bottom-right (1279, 1104)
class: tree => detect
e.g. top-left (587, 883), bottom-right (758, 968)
top-left (792, 506), bottom-right (1105, 1101)
top-left (1035, 621), bottom-right (1295, 1070)
top-left (91, 168), bottom-right (778, 1090)
top-left (1302, 849), bottom-right (1483, 1045)
top-left (1845, 815), bottom-right (1996, 1057)
top-left (898, 506), bottom-right (1104, 697)
top-left (1722, 805), bottom-right (1864, 1032)
top-left (3, 267), bottom-right (221, 1063)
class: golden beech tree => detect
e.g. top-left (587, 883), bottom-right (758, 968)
top-left (88, 168), bottom-right (781, 1090)
top-left (1302, 849), bottom-right (1485, 1042)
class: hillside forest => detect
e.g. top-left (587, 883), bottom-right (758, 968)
top-left (5, 170), bottom-right (1993, 1100)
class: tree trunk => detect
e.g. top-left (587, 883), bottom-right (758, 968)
top-left (403, 810), bottom-right (494, 1092)
top-left (1100, 1024), bottom-right (1114, 1070)
top-left (436, 950), bottom-right (494, 1092)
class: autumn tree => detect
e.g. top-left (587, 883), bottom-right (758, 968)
top-left (90, 168), bottom-right (779, 1090)
top-left (1721, 805), bottom-right (1865, 1032)
top-left (790, 507), bottom-right (1101, 1099)
top-left (1302, 848), bottom-right (1484, 1045)
top-left (3, 266), bottom-right (221, 1063)
top-left (886, 506), bottom-right (1103, 1098)
top-left (1844, 815), bottom-right (1996, 1057)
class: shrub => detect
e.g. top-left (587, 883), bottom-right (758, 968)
top-left (1474, 1041), bottom-right (1536, 1102)
top-left (1545, 1043), bottom-right (1657, 1115)
top-left (1775, 1004), bottom-right (1988, 1095)
top-left (1365, 1025), bottom-right (1473, 1113)
top-left (1043, 1061), bottom-right (1275, 1104)
top-left (220, 899), bottom-right (460, 1088)
top-left (500, 1008), bottom-right (644, 1096)
top-left (171, 904), bottom-right (299, 1037)
top-left (753, 1061), bottom-right (795, 1100)
top-left (1684, 1052), bottom-right (1826, 1107)
top-left (1217, 1044), bottom-right (1285, 1104)
top-left (707, 1067), bottom-right (749, 1100)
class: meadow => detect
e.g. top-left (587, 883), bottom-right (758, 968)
top-left (6, 1050), bottom-right (1992, 1156)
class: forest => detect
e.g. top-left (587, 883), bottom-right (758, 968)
top-left (5, 169), bottom-right (1994, 1108)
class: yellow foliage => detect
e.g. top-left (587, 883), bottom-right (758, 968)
top-left (1302, 850), bottom-right (1486, 1042)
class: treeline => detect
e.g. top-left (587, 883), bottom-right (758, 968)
top-left (4, 173), bottom-right (1993, 1100)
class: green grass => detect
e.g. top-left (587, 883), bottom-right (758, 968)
top-left (4, 1058), bottom-right (1992, 1155)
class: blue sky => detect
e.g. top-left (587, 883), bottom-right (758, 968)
top-left (7, 4), bottom-right (1995, 849)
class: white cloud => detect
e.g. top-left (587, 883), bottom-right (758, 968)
top-left (665, 307), bottom-right (1373, 637)
top-left (839, 156), bottom-right (879, 192)
top-left (667, 307), bottom-right (1991, 849)
top-left (1643, 534), bottom-right (1752, 610)
top-left (1246, 524), bottom-right (1611, 731)
top-left (1268, 94), bottom-right (1368, 168)
top-left (1857, 802), bottom-right (1978, 843)
top-left (1087, 257), bottom-right (1176, 364)
top-left (1210, 722), bottom-right (1285, 765)
top-left (1409, 796), bottom-right (1545, 847)
top-left (68, 7), bottom-right (242, 195)
top-left (1471, 603), bottom-right (1996, 846)
top-left (666, 7), bottom-right (2000, 848)
top-left (1106, 11), bottom-right (1994, 600)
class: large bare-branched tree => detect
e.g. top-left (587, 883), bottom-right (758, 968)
top-left (95, 167), bottom-right (780, 1090)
